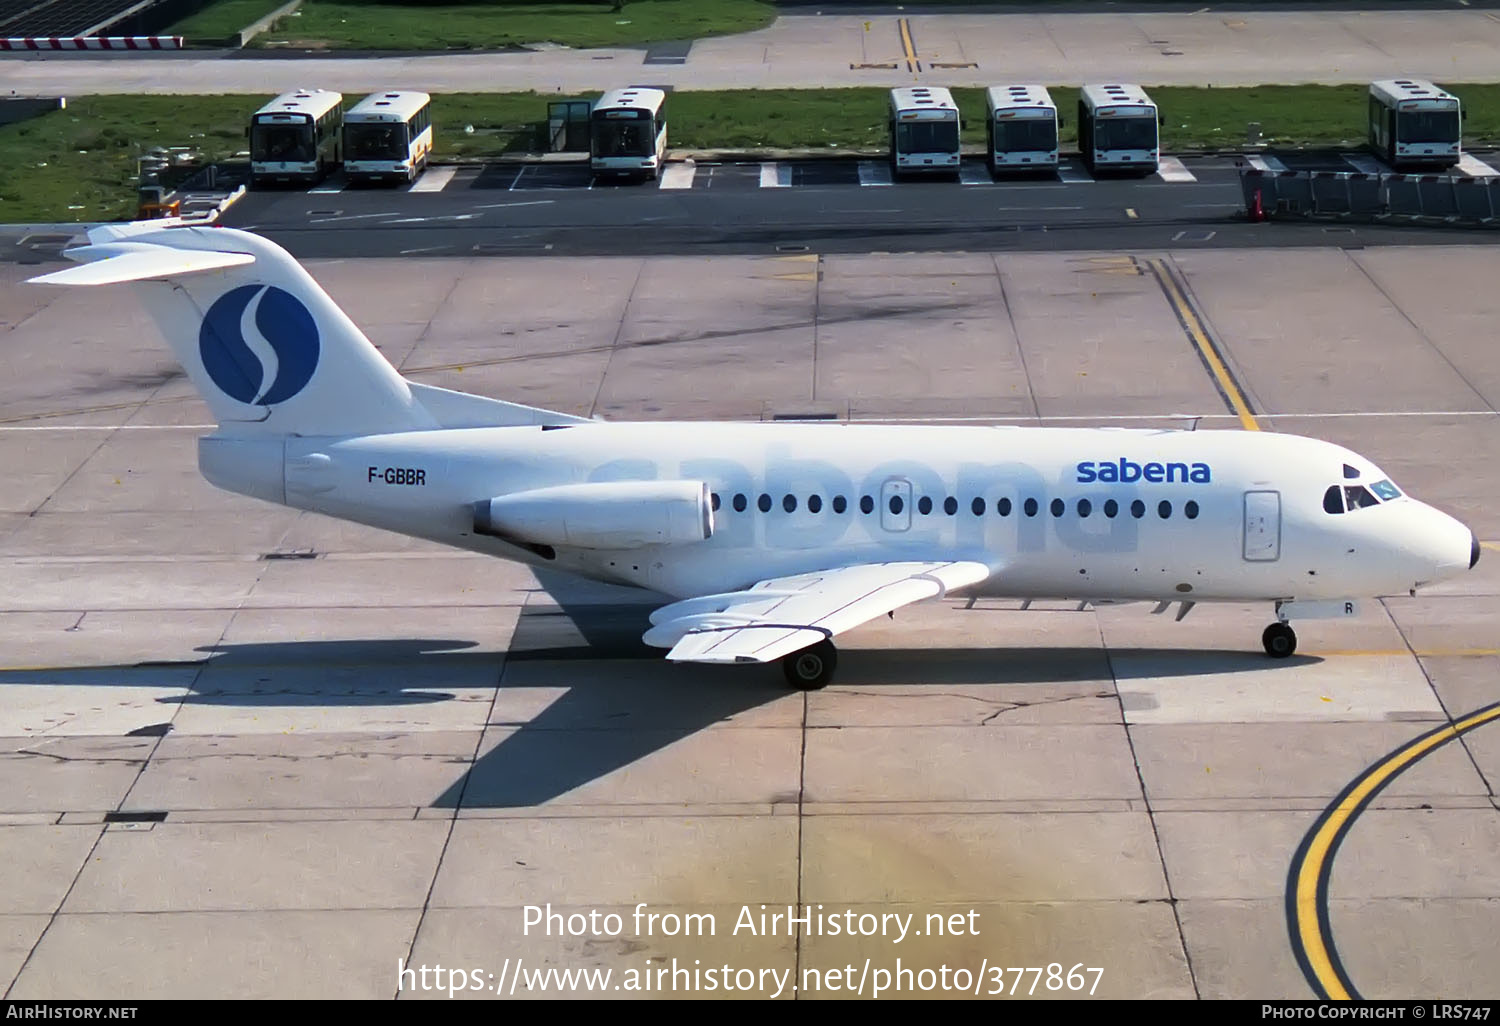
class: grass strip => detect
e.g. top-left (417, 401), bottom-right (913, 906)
top-left (252, 0), bottom-right (776, 51)
top-left (167, 0), bottom-right (292, 41)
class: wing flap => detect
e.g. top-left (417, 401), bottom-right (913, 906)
top-left (653, 560), bottom-right (993, 665)
top-left (667, 626), bottom-right (829, 664)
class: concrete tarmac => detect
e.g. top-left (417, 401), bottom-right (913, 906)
top-left (0, 246), bottom-right (1496, 998)
top-left (6, 10), bottom-right (1500, 95)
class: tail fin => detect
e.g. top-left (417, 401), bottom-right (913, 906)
top-left (28, 221), bottom-right (588, 436)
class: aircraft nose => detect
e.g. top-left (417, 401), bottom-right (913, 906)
top-left (1472, 530), bottom-right (1482, 570)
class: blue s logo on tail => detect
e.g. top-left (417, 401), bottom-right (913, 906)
top-left (200, 285), bottom-right (320, 405)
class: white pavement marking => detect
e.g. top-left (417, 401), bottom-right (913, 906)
top-left (1245, 154), bottom-right (1288, 172)
top-left (759, 162), bottom-right (790, 188)
top-left (658, 163), bottom-right (697, 189)
top-left (1156, 155), bottom-right (1197, 182)
top-left (959, 163), bottom-right (994, 185)
top-left (408, 165), bottom-right (457, 192)
top-left (1056, 160), bottom-right (1094, 183)
top-left (307, 177), bottom-right (345, 194)
top-left (858, 161), bottom-right (892, 186)
top-left (1340, 152), bottom-right (1386, 175)
top-left (1457, 152), bottom-right (1500, 178)
top-left (382, 213), bottom-right (478, 224)
top-left (473, 199), bottom-right (556, 209)
top-left (306, 211), bottom-right (398, 225)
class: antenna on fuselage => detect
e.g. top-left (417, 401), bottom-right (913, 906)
top-left (1170, 414), bottom-right (1203, 431)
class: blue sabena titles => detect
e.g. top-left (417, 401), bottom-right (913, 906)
top-left (200, 284), bottom-right (321, 405)
top-left (1076, 458), bottom-right (1211, 484)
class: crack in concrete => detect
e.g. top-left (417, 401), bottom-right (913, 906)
top-left (8, 749), bottom-right (144, 765)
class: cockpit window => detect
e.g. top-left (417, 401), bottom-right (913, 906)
top-left (1343, 464), bottom-right (1360, 480)
top-left (1344, 485), bottom-right (1380, 510)
top-left (1323, 486), bottom-right (1343, 514)
top-left (1369, 479), bottom-right (1402, 501)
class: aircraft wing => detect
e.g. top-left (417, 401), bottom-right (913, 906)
top-left (643, 560), bottom-right (993, 665)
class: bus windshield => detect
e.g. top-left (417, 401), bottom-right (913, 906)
top-left (347, 123), bottom-right (408, 160)
top-left (592, 117), bottom-right (653, 157)
top-left (1093, 116), bottom-right (1156, 151)
top-left (896, 119), bottom-right (959, 154)
top-left (993, 119), bottom-right (1057, 152)
top-left (1397, 109), bottom-right (1460, 144)
top-left (252, 121), bottom-right (314, 163)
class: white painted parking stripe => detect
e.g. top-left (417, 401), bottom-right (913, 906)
top-left (959, 163), bottom-right (993, 185)
top-left (1245, 154), bottom-right (1288, 172)
top-left (858, 161), bottom-right (892, 186)
top-left (1340, 152), bottom-right (1385, 175)
top-left (1457, 152), bottom-right (1500, 178)
top-left (409, 165), bottom-right (457, 193)
top-left (1156, 155), bottom-right (1197, 182)
top-left (759, 162), bottom-right (791, 188)
top-left (659, 163), bottom-right (697, 189)
top-left (1056, 160), bottom-right (1094, 183)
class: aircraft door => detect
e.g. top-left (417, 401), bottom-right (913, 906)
top-left (1243, 490), bottom-right (1281, 561)
top-left (880, 477), bottom-right (912, 532)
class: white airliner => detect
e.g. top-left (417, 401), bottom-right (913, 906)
top-left (30, 222), bottom-right (1480, 688)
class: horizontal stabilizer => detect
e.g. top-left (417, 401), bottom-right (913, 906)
top-left (28, 243), bottom-right (254, 286)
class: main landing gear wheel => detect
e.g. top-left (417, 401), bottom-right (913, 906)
top-left (782, 639), bottom-right (837, 690)
top-left (1262, 622), bottom-right (1297, 659)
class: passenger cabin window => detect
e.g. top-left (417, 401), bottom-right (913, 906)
top-left (833, 495), bottom-right (848, 514)
top-left (1344, 485), bottom-right (1380, 510)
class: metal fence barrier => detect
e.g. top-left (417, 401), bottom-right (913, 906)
top-left (1240, 167), bottom-right (1500, 226)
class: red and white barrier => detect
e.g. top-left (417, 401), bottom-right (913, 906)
top-left (0, 36), bottom-right (183, 50)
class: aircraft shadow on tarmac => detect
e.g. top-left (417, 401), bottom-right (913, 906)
top-left (0, 609), bottom-right (1319, 807)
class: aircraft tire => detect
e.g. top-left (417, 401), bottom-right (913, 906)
top-left (782, 640), bottom-right (837, 690)
top-left (1262, 622), bottom-right (1297, 659)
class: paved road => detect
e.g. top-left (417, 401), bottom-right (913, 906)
top-left (199, 150), bottom-right (1498, 260)
top-left (5, 10), bottom-right (1500, 94)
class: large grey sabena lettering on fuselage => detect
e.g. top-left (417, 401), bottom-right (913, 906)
top-left (562, 451), bottom-right (1211, 555)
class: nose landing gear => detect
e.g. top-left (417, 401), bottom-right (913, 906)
top-left (1262, 621), bottom-right (1297, 658)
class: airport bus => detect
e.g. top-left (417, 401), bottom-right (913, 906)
top-left (343, 91), bottom-right (433, 185)
top-left (1077, 84), bottom-right (1159, 174)
top-left (1368, 79), bottom-right (1462, 170)
top-left (984, 84), bottom-right (1060, 174)
top-left (889, 86), bottom-right (962, 177)
top-left (249, 89), bottom-right (343, 187)
top-left (590, 87), bottom-right (668, 180)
